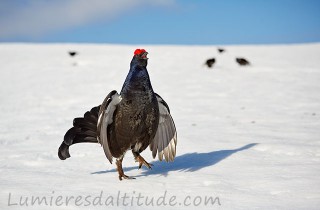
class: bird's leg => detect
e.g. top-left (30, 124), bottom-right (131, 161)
top-left (132, 151), bottom-right (153, 169)
top-left (116, 155), bottom-right (135, 181)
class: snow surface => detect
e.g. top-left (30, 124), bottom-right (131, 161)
top-left (0, 43), bottom-right (320, 209)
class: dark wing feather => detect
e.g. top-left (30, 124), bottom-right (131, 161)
top-left (150, 94), bottom-right (177, 162)
top-left (97, 90), bottom-right (122, 163)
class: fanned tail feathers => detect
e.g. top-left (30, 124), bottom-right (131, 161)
top-left (58, 106), bottom-right (100, 160)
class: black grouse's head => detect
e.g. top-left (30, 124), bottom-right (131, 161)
top-left (131, 49), bottom-right (148, 67)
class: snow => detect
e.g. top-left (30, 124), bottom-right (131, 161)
top-left (0, 43), bottom-right (320, 209)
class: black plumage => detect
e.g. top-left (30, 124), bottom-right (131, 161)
top-left (236, 57), bottom-right (250, 66)
top-left (205, 58), bottom-right (216, 68)
top-left (58, 49), bottom-right (177, 180)
top-left (218, 48), bottom-right (225, 53)
top-left (58, 106), bottom-right (100, 160)
top-left (68, 51), bottom-right (78, 57)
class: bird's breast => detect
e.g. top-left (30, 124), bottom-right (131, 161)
top-left (115, 90), bottom-right (159, 140)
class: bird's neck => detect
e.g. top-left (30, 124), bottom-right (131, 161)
top-left (120, 65), bottom-right (154, 97)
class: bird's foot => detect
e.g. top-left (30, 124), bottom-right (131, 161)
top-left (118, 173), bottom-right (135, 181)
top-left (116, 158), bottom-right (135, 181)
top-left (135, 155), bottom-right (153, 169)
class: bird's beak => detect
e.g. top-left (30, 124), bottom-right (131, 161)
top-left (141, 52), bottom-right (148, 60)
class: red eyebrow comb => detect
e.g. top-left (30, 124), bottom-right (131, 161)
top-left (134, 49), bottom-right (146, 55)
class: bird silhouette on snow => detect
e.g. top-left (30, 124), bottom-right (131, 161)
top-left (58, 49), bottom-right (177, 180)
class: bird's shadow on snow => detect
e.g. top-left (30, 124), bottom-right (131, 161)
top-left (92, 143), bottom-right (257, 177)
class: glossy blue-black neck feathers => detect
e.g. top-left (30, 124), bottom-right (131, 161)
top-left (120, 55), bottom-right (153, 96)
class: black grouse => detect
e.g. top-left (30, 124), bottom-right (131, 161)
top-left (68, 51), bottom-right (78, 57)
top-left (58, 49), bottom-right (177, 180)
top-left (236, 57), bottom-right (250, 66)
top-left (217, 48), bottom-right (225, 53)
top-left (205, 58), bottom-right (216, 68)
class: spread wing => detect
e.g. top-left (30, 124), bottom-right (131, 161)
top-left (150, 93), bottom-right (177, 162)
top-left (97, 90), bottom-right (122, 164)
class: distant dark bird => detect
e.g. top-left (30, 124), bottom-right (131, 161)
top-left (217, 48), bottom-right (225, 53)
top-left (236, 57), bottom-right (250, 66)
top-left (205, 58), bottom-right (216, 68)
top-left (68, 51), bottom-right (78, 57)
top-left (58, 49), bottom-right (177, 180)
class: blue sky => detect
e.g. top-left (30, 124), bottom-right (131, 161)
top-left (0, 0), bottom-right (319, 45)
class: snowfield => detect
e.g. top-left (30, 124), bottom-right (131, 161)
top-left (0, 43), bottom-right (319, 209)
